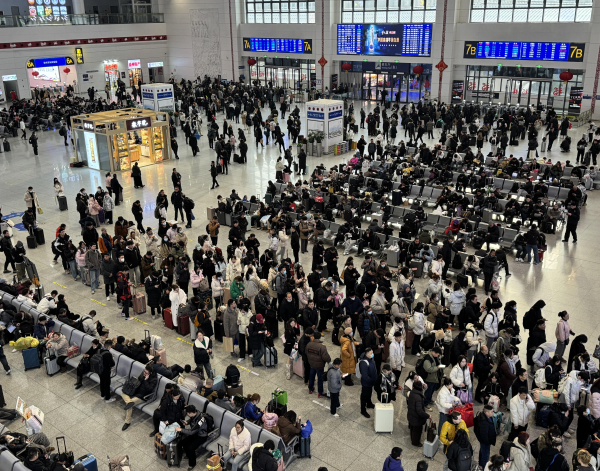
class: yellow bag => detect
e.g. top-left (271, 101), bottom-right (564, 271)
top-left (37, 207), bottom-right (43, 215)
top-left (340, 269), bottom-right (345, 281)
top-left (10, 336), bottom-right (40, 350)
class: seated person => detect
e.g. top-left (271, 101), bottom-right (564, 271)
top-left (24, 447), bottom-right (52, 471)
top-left (150, 383), bottom-right (175, 437)
top-left (32, 315), bottom-right (55, 340)
top-left (277, 410), bottom-right (303, 445)
top-left (215, 390), bottom-right (238, 413)
top-left (159, 385), bottom-right (186, 431)
top-left (179, 366), bottom-right (205, 391)
top-left (75, 338), bottom-right (102, 389)
top-left (200, 378), bottom-right (218, 402)
top-left (222, 420), bottom-right (252, 471)
top-left (250, 439), bottom-right (279, 471)
top-left (0, 431), bottom-right (53, 456)
top-left (121, 364), bottom-right (158, 431)
top-left (47, 331), bottom-right (69, 373)
top-left (112, 336), bottom-right (131, 356)
top-left (242, 393), bottom-right (264, 422)
top-left (175, 405), bottom-right (209, 471)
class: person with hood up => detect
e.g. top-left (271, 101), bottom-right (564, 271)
top-left (567, 334), bottom-right (588, 373)
top-left (526, 318), bottom-right (548, 372)
top-left (407, 379), bottom-right (431, 446)
top-left (382, 447), bottom-right (404, 471)
top-left (446, 283), bottom-right (466, 326)
top-left (523, 299), bottom-right (546, 331)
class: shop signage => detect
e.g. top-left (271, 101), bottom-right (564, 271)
top-left (148, 62), bottom-right (163, 68)
top-left (75, 47), bottom-right (84, 64)
top-left (569, 86), bottom-right (584, 110)
top-left (157, 91), bottom-right (173, 99)
top-left (2, 75), bottom-right (17, 81)
top-left (82, 120), bottom-right (94, 130)
top-left (126, 118), bottom-right (150, 130)
top-left (1, 36), bottom-right (167, 50)
top-left (128, 59), bottom-right (141, 69)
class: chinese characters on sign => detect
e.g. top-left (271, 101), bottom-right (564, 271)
top-left (82, 120), bottom-right (94, 130)
top-left (126, 118), bottom-right (150, 131)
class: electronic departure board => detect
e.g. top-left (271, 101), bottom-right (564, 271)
top-left (337, 23), bottom-right (432, 57)
top-left (463, 41), bottom-right (585, 62)
top-left (242, 38), bottom-right (312, 54)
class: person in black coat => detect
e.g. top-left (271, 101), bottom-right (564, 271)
top-left (189, 133), bottom-right (199, 157)
top-left (544, 355), bottom-right (564, 390)
top-left (447, 429), bottom-right (473, 471)
top-left (75, 339), bottom-right (102, 389)
top-left (547, 403), bottom-right (573, 434)
top-left (474, 345), bottom-right (494, 401)
top-left (110, 174), bottom-right (123, 206)
top-left (567, 334), bottom-right (588, 372)
top-left (131, 162), bottom-right (144, 188)
top-left (159, 385), bottom-right (186, 427)
top-left (122, 364), bottom-right (159, 430)
top-left (247, 315), bottom-right (267, 367)
top-left (251, 439), bottom-right (278, 471)
top-left (449, 331), bottom-right (469, 366)
top-left (131, 200), bottom-right (145, 234)
top-left (407, 380), bottom-right (431, 446)
top-left (145, 271), bottom-right (164, 318)
top-left (290, 226), bottom-right (300, 263)
top-left (476, 405), bottom-right (497, 468)
top-left (99, 340), bottom-right (116, 402)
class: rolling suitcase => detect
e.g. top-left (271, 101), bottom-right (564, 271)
top-left (178, 314), bottom-right (190, 336)
top-left (374, 403), bottom-right (394, 433)
top-left (212, 374), bottom-right (225, 392)
top-left (154, 433), bottom-right (167, 459)
top-left (265, 346), bottom-right (278, 368)
top-left (23, 347), bottom-right (41, 370)
top-left (45, 349), bottom-right (60, 376)
top-left (299, 436), bottom-right (311, 458)
top-left (207, 207), bottom-right (216, 220)
top-left (166, 439), bottom-right (181, 467)
top-left (423, 435), bottom-right (440, 459)
top-left (214, 319), bottom-right (224, 342)
top-left (34, 227), bottom-right (45, 245)
top-left (98, 209), bottom-right (105, 224)
top-left (74, 453), bottom-right (98, 471)
top-left (58, 195), bottom-right (68, 211)
top-left (164, 308), bottom-right (174, 329)
top-left (392, 190), bottom-right (402, 206)
top-left (27, 234), bottom-right (37, 249)
top-left (132, 289), bottom-right (146, 314)
top-left (405, 330), bottom-right (415, 349)
top-left (80, 267), bottom-right (91, 286)
top-left (482, 209), bottom-right (493, 223)
top-left (292, 358), bottom-right (304, 378)
top-left (149, 348), bottom-right (167, 366)
top-left (3, 140), bottom-right (10, 151)
top-left (457, 273), bottom-right (469, 289)
top-left (0, 385), bottom-right (5, 408)
top-left (410, 259), bottom-right (424, 278)
top-left (189, 316), bottom-right (198, 340)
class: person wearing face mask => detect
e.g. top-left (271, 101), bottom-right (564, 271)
top-left (116, 270), bottom-right (133, 320)
top-left (157, 218), bottom-right (169, 239)
top-left (358, 347), bottom-right (378, 418)
top-left (24, 186), bottom-right (40, 220)
top-left (161, 254), bottom-right (176, 287)
top-left (175, 256), bottom-right (191, 296)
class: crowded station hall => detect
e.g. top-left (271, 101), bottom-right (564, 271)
top-left (0, 3), bottom-right (600, 471)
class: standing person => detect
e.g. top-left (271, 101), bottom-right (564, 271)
top-left (131, 162), bottom-right (144, 188)
top-left (1, 229), bottom-right (16, 274)
top-left (509, 432), bottom-right (533, 471)
top-left (411, 303), bottom-right (426, 356)
top-left (210, 161), bottom-right (219, 189)
top-left (474, 345), bottom-right (493, 402)
top-left (20, 118), bottom-right (26, 140)
top-left (182, 192), bottom-right (194, 229)
top-left (0, 327), bottom-right (11, 374)
top-left (189, 131), bottom-right (198, 157)
top-left (116, 270), bottom-right (133, 321)
top-left (327, 358), bottom-right (343, 417)
top-left (131, 200), bottom-right (145, 235)
top-left (99, 339), bottom-right (116, 403)
top-left (171, 136), bottom-right (179, 159)
top-left (193, 330), bottom-right (213, 379)
top-left (171, 187), bottom-right (184, 223)
top-left (24, 186), bottom-right (40, 219)
top-left (84, 243), bottom-right (102, 296)
top-left (208, 216), bottom-right (220, 246)
top-left (175, 404), bottom-right (208, 471)
top-left (382, 447), bottom-right (404, 471)
top-left (306, 332), bottom-right (331, 397)
top-left (562, 202), bottom-right (580, 244)
top-left (172, 168), bottom-right (182, 189)
top-left (111, 174), bottom-right (123, 206)
top-left (446, 429), bottom-right (473, 471)
top-left (29, 132), bottom-right (38, 155)
top-left (422, 347), bottom-right (443, 408)
top-left (407, 379), bottom-right (431, 446)
top-left (475, 405), bottom-right (497, 469)
top-left (358, 347), bottom-right (378, 418)
top-left (555, 311), bottom-right (574, 359)
top-left (290, 226), bottom-right (300, 264)
top-left (508, 387), bottom-right (535, 441)
top-left (524, 224), bottom-right (540, 265)
top-left (248, 314), bottom-right (267, 367)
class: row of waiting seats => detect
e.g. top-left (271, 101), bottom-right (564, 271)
top-left (0, 292), bottom-right (298, 469)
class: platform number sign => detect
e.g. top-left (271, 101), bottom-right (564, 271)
top-left (463, 41), bottom-right (585, 63)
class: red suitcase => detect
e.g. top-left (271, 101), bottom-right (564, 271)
top-left (405, 329), bottom-right (415, 349)
top-left (178, 315), bottom-right (190, 336)
top-left (164, 308), bottom-right (173, 329)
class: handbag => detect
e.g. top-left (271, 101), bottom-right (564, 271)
top-left (160, 423), bottom-right (179, 444)
top-left (37, 207), bottom-right (43, 215)
top-left (426, 419), bottom-right (437, 442)
top-left (593, 343), bottom-right (600, 360)
top-left (223, 336), bottom-right (234, 353)
top-left (457, 389), bottom-right (472, 404)
top-left (122, 376), bottom-right (141, 396)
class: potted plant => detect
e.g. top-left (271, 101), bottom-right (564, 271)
top-left (307, 132), bottom-right (315, 156)
top-left (314, 131), bottom-right (325, 157)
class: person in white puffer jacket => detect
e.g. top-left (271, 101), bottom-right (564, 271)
top-left (483, 303), bottom-right (501, 349)
top-left (450, 356), bottom-right (473, 392)
top-left (559, 370), bottom-right (589, 410)
top-left (435, 377), bottom-right (461, 430)
top-left (388, 330), bottom-right (405, 388)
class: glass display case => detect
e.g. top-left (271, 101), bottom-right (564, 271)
top-left (70, 108), bottom-right (170, 172)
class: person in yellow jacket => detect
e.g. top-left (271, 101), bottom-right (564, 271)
top-left (439, 411), bottom-right (469, 470)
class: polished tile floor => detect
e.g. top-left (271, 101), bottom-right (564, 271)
top-left (0, 99), bottom-right (597, 470)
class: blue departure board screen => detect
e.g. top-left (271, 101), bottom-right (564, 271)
top-left (337, 23), bottom-right (432, 57)
top-left (463, 41), bottom-right (585, 62)
top-left (242, 38), bottom-right (312, 54)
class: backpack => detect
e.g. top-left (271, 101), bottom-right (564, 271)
top-left (478, 257), bottom-right (485, 270)
top-left (186, 198), bottom-right (195, 209)
top-left (90, 351), bottom-right (104, 375)
top-left (269, 236), bottom-right (279, 251)
top-left (534, 363), bottom-right (547, 389)
top-left (154, 206), bottom-right (161, 219)
top-left (523, 309), bottom-right (535, 330)
top-left (200, 412), bottom-right (215, 433)
top-left (489, 337), bottom-right (503, 362)
top-left (225, 364), bottom-right (240, 386)
top-left (557, 375), bottom-right (569, 395)
top-left (59, 127), bottom-right (65, 136)
top-left (457, 447), bottom-right (473, 471)
top-left (415, 354), bottom-right (431, 379)
top-left (499, 440), bottom-right (515, 461)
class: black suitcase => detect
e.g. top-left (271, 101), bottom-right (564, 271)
top-left (34, 227), bottom-right (45, 245)
top-left (392, 190), bottom-right (402, 206)
top-left (3, 141), bottom-right (10, 152)
top-left (58, 195), bottom-right (68, 211)
top-left (0, 385), bottom-right (5, 408)
top-left (410, 259), bottom-right (423, 278)
top-left (27, 234), bottom-right (37, 249)
top-left (166, 439), bottom-right (181, 467)
top-left (267, 399), bottom-right (287, 417)
top-left (293, 162), bottom-right (299, 173)
top-left (457, 273), bottom-right (469, 289)
top-left (214, 319), bottom-right (224, 342)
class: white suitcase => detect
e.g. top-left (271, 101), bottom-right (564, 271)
top-left (374, 403), bottom-right (394, 433)
top-left (189, 316), bottom-right (197, 341)
top-left (423, 435), bottom-right (440, 459)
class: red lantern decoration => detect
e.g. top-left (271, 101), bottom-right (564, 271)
top-left (413, 65), bottom-right (424, 77)
top-left (247, 58), bottom-right (257, 67)
top-left (63, 67), bottom-right (70, 75)
top-left (341, 62), bottom-right (352, 73)
top-left (559, 70), bottom-right (573, 85)
top-left (31, 71), bottom-right (39, 77)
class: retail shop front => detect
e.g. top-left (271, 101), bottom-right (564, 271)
top-left (26, 55), bottom-right (77, 99)
top-left (460, 41), bottom-right (586, 115)
top-left (70, 108), bottom-right (170, 172)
